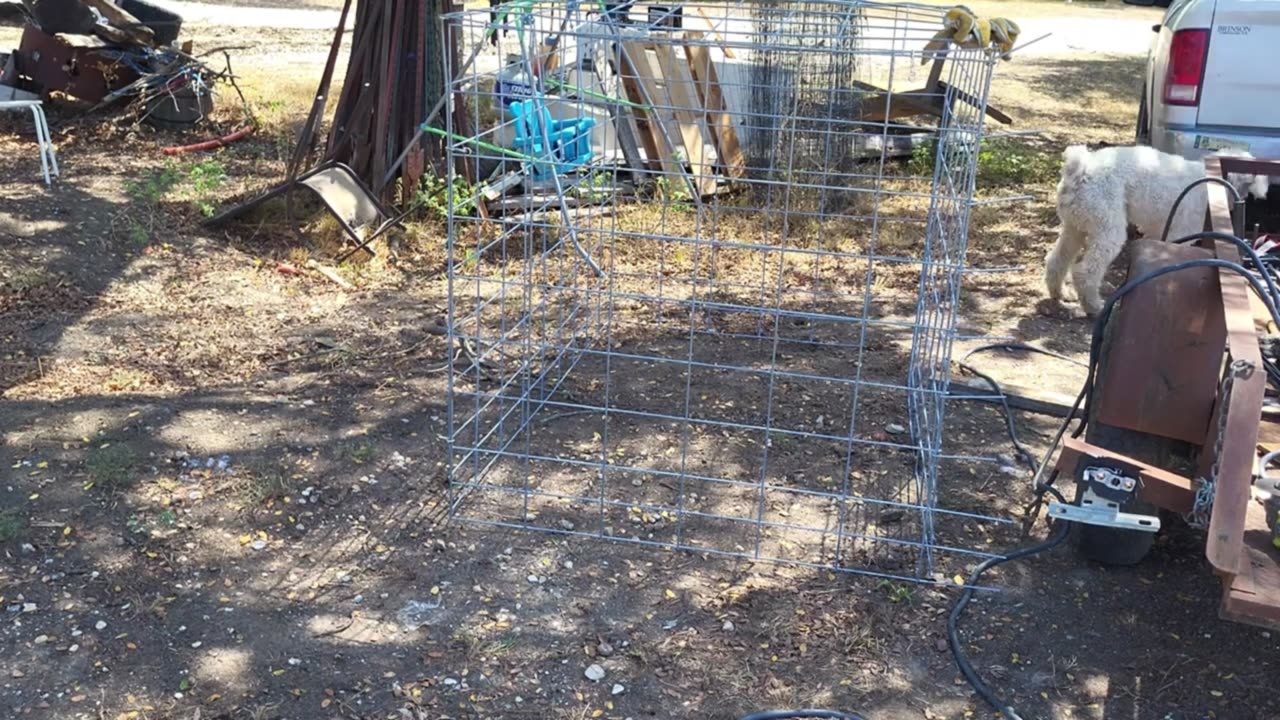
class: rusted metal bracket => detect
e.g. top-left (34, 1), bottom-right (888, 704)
top-left (1055, 436), bottom-right (1196, 514)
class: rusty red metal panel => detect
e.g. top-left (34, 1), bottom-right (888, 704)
top-left (14, 25), bottom-right (139, 103)
top-left (1216, 156), bottom-right (1280, 179)
top-left (1202, 160), bottom-right (1267, 579)
top-left (1094, 238), bottom-right (1227, 444)
top-left (1055, 437), bottom-right (1197, 514)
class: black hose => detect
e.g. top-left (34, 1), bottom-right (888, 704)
top-left (742, 707), bottom-right (870, 712)
top-left (1158, 176), bottom-right (1243, 243)
top-left (957, 342), bottom-right (1092, 473)
top-left (957, 361), bottom-right (1038, 471)
top-left (1170, 230), bottom-right (1280, 312)
top-left (960, 342), bottom-right (1088, 369)
top-left (948, 519), bottom-right (1072, 720)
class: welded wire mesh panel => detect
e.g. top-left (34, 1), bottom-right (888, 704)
top-left (444, 0), bottom-right (1009, 583)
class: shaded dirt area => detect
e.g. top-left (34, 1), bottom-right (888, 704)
top-left (2, 16), bottom-right (1278, 720)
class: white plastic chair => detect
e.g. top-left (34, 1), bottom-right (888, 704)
top-left (0, 99), bottom-right (59, 185)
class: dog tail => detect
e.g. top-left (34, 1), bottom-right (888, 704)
top-left (1060, 145), bottom-right (1090, 183)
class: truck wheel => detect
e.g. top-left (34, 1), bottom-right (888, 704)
top-left (1073, 314), bottom-right (1171, 566)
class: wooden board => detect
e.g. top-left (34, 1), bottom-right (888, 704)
top-left (592, 52), bottom-right (648, 173)
top-left (619, 40), bottom-right (697, 198)
top-left (684, 34), bottom-right (746, 179)
top-left (692, 6), bottom-right (736, 59)
top-left (649, 43), bottom-right (719, 197)
top-left (615, 63), bottom-right (663, 170)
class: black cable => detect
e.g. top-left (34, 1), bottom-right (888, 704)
top-left (1158, 176), bottom-right (1243, 244)
top-left (960, 342), bottom-right (1089, 369)
top-left (957, 361), bottom-right (1038, 472)
top-left (948, 519), bottom-right (1072, 720)
top-left (1169, 232), bottom-right (1280, 390)
top-left (742, 707), bottom-right (870, 712)
top-left (1170, 230), bottom-right (1280, 311)
top-left (957, 344), bottom-right (1089, 484)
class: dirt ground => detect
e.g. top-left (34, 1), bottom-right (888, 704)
top-left (3, 3), bottom-right (1280, 720)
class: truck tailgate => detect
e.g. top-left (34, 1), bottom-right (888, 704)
top-left (1198, 2), bottom-right (1280, 129)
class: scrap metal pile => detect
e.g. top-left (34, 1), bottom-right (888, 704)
top-left (291, 0), bottom-right (460, 204)
top-left (1, 0), bottom-right (236, 127)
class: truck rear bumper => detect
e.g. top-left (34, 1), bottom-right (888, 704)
top-left (1152, 125), bottom-right (1280, 171)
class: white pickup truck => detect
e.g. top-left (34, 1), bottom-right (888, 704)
top-left (1136, 0), bottom-right (1280, 165)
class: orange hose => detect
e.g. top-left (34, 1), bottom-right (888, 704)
top-left (161, 127), bottom-right (254, 156)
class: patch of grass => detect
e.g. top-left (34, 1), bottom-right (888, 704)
top-left (975, 138), bottom-right (1059, 186)
top-left (902, 138), bottom-right (1059, 187)
top-left (86, 444), bottom-right (136, 491)
top-left (3, 266), bottom-right (53, 292)
top-left (238, 467), bottom-right (291, 506)
top-left (0, 508), bottom-right (25, 542)
top-left (105, 368), bottom-right (151, 392)
top-left (119, 160), bottom-right (230, 244)
top-left (343, 440), bottom-right (375, 466)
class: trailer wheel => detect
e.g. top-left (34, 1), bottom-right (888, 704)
top-left (1073, 316), bottom-right (1171, 566)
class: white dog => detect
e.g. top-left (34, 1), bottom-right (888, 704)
top-left (1044, 144), bottom-right (1271, 316)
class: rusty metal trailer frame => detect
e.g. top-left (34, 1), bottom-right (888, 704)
top-left (1053, 156), bottom-right (1280, 628)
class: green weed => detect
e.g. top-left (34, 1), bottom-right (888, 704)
top-left (126, 167), bottom-right (183, 205)
top-left (573, 170), bottom-right (615, 203)
top-left (85, 444), bottom-right (136, 491)
top-left (877, 580), bottom-right (914, 605)
top-left (417, 173), bottom-right (477, 221)
top-left (343, 441), bottom-right (375, 466)
top-left (187, 160), bottom-right (228, 218)
top-left (0, 508), bottom-right (24, 542)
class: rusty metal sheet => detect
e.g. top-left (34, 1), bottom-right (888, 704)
top-left (1094, 238), bottom-right (1226, 444)
top-left (1216, 156), bottom-right (1280, 179)
top-left (15, 25), bottom-right (139, 103)
top-left (1203, 159), bottom-right (1268, 579)
top-left (1055, 436), bottom-right (1196, 514)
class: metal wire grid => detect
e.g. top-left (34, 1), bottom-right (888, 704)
top-left (443, 0), bottom-right (1012, 584)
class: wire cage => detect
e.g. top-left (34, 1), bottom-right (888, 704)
top-left (443, 0), bottom-right (1010, 583)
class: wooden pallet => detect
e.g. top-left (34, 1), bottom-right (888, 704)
top-left (615, 36), bottom-right (738, 198)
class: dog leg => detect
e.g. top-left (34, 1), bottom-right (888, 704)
top-left (1072, 222), bottom-right (1127, 316)
top-left (1045, 224), bottom-right (1085, 302)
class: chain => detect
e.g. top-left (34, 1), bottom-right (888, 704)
top-left (1186, 358), bottom-right (1254, 529)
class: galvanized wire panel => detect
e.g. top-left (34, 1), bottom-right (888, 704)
top-left (443, 0), bottom-right (1010, 584)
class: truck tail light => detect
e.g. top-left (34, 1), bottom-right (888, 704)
top-left (1164, 28), bottom-right (1210, 106)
